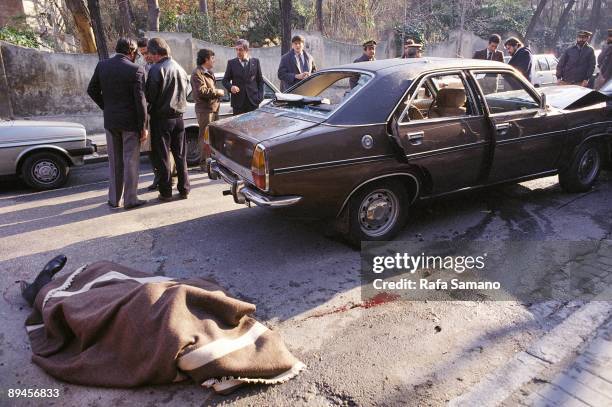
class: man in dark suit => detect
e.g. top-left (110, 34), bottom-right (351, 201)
top-left (146, 37), bottom-right (190, 201)
top-left (277, 35), bottom-right (317, 91)
top-left (473, 34), bottom-right (504, 62)
top-left (87, 38), bottom-right (147, 210)
top-left (504, 37), bottom-right (533, 82)
top-left (222, 39), bottom-right (264, 115)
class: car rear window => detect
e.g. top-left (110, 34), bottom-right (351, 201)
top-left (271, 71), bottom-right (373, 118)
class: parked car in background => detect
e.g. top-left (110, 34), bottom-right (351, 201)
top-left (182, 72), bottom-right (279, 166)
top-left (206, 58), bottom-right (612, 244)
top-left (0, 119), bottom-right (96, 190)
top-left (504, 54), bottom-right (558, 87)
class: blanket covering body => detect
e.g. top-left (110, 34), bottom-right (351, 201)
top-left (25, 261), bottom-right (304, 390)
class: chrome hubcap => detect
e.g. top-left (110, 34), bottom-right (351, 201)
top-left (187, 135), bottom-right (201, 160)
top-left (32, 160), bottom-right (59, 184)
top-left (358, 188), bottom-right (399, 237)
top-left (578, 148), bottom-right (599, 184)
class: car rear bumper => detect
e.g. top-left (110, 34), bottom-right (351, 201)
top-left (207, 158), bottom-right (302, 208)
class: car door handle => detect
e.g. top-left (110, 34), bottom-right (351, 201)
top-left (495, 123), bottom-right (510, 134)
top-left (407, 131), bottom-right (424, 145)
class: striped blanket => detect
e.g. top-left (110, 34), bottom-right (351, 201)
top-left (25, 261), bottom-right (304, 394)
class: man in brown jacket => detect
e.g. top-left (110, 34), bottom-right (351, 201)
top-left (190, 49), bottom-right (225, 169)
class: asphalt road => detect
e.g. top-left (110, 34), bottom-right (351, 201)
top-left (0, 160), bottom-right (611, 406)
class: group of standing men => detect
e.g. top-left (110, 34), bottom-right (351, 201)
top-left (472, 30), bottom-right (612, 90)
top-left (87, 37), bottom-right (190, 209)
top-left (86, 36), bottom-right (270, 209)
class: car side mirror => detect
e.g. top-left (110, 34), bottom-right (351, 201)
top-left (540, 93), bottom-right (547, 109)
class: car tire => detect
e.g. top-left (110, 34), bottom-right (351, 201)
top-left (21, 151), bottom-right (69, 190)
top-left (186, 129), bottom-right (203, 167)
top-left (559, 143), bottom-right (601, 193)
top-left (346, 179), bottom-right (409, 246)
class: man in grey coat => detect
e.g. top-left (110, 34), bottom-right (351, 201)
top-left (556, 30), bottom-right (596, 86)
top-left (277, 35), bottom-right (317, 91)
top-left (87, 38), bottom-right (147, 210)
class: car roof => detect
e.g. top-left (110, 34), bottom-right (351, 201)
top-left (331, 57), bottom-right (510, 78)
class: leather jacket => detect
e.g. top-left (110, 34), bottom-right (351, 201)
top-left (145, 56), bottom-right (189, 117)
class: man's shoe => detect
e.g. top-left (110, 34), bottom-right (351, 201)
top-left (107, 200), bottom-right (120, 209)
top-left (124, 199), bottom-right (147, 210)
top-left (179, 192), bottom-right (189, 200)
top-left (158, 194), bottom-right (173, 202)
top-left (147, 183), bottom-right (158, 191)
top-left (21, 254), bottom-right (67, 306)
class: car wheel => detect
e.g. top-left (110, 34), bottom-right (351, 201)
top-left (559, 143), bottom-right (601, 193)
top-left (21, 152), bottom-right (69, 190)
top-left (186, 129), bottom-right (203, 167)
top-left (347, 179), bottom-right (409, 245)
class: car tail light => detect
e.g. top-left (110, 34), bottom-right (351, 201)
top-left (203, 127), bottom-right (212, 159)
top-left (251, 144), bottom-right (268, 191)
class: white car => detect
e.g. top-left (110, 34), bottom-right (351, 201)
top-left (503, 53), bottom-right (558, 87)
top-left (183, 73), bottom-right (279, 165)
top-left (0, 120), bottom-right (95, 190)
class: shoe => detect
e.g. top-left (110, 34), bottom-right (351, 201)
top-left (21, 254), bottom-right (67, 306)
top-left (158, 194), bottom-right (173, 202)
top-left (147, 183), bottom-right (159, 191)
top-left (124, 199), bottom-right (147, 210)
top-left (178, 192), bottom-right (189, 200)
top-left (107, 200), bottom-right (120, 209)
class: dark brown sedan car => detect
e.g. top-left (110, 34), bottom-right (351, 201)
top-left (206, 58), bottom-right (612, 243)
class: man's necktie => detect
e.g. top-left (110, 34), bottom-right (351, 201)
top-left (301, 54), bottom-right (308, 73)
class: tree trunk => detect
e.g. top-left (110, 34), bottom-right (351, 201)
top-left (524, 0), bottom-right (548, 42)
top-left (87, 0), bottom-right (109, 60)
top-left (147, 0), bottom-right (160, 31)
top-left (316, 0), bottom-right (323, 33)
top-left (551, 0), bottom-right (575, 47)
top-left (117, 0), bottom-right (134, 36)
top-left (199, 0), bottom-right (208, 14)
top-left (280, 0), bottom-right (292, 54)
top-left (587, 0), bottom-right (602, 41)
top-left (64, 0), bottom-right (97, 53)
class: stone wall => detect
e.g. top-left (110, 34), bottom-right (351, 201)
top-left (426, 30), bottom-right (489, 59)
top-left (0, 40), bottom-right (102, 129)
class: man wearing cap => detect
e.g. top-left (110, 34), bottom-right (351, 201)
top-left (596, 29), bottom-right (612, 89)
top-left (556, 30), bottom-right (596, 86)
top-left (350, 40), bottom-right (376, 88)
top-left (278, 35), bottom-right (317, 92)
top-left (402, 39), bottom-right (423, 58)
top-left (473, 34), bottom-right (504, 62)
top-left (354, 40), bottom-right (377, 63)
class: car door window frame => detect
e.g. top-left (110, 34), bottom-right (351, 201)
top-left (397, 70), bottom-right (482, 124)
top-left (468, 69), bottom-right (543, 117)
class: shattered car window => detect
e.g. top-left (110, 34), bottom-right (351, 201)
top-left (272, 71), bottom-right (373, 118)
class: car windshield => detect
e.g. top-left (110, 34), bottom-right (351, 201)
top-left (271, 71), bottom-right (372, 118)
